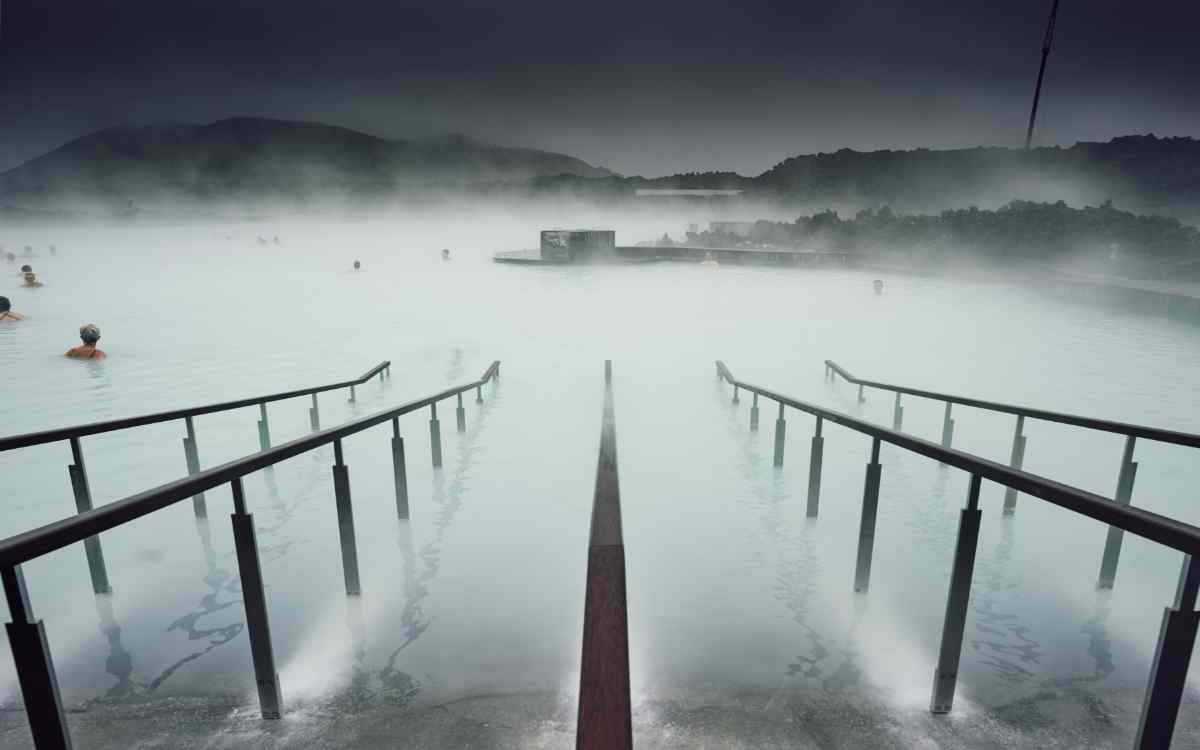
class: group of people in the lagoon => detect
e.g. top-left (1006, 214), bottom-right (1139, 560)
top-left (350, 249), bottom-right (452, 272)
top-left (3, 250), bottom-right (107, 360)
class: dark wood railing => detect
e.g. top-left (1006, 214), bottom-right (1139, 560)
top-left (575, 360), bottom-right (632, 749)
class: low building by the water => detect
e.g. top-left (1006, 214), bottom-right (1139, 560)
top-left (540, 229), bottom-right (616, 261)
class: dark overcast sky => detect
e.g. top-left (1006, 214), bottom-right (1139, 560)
top-left (1, 0), bottom-right (1197, 176)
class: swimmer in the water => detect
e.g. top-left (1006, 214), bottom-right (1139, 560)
top-left (0, 296), bottom-right (23, 321)
top-left (441, 248), bottom-right (451, 260)
top-left (873, 279), bottom-right (884, 295)
top-left (66, 324), bottom-right (106, 360)
top-left (18, 264), bottom-right (31, 275)
top-left (353, 260), bottom-right (361, 271)
top-left (22, 271), bottom-right (42, 288)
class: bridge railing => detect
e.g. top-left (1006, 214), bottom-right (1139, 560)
top-left (717, 360), bottom-right (1199, 750)
top-left (0, 361), bottom-right (499, 749)
top-left (576, 361), bottom-right (632, 750)
top-left (824, 358), bottom-right (1200, 589)
top-left (0, 361), bottom-right (390, 596)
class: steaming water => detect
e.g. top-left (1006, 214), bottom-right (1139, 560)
top-left (1, 214), bottom-right (1199, 747)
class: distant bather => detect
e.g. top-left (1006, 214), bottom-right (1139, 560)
top-left (873, 279), bottom-right (884, 294)
top-left (0, 296), bottom-right (23, 321)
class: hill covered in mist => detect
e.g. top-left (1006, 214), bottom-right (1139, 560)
top-left (509, 135), bottom-right (1200, 223)
top-left (690, 200), bottom-right (1200, 280)
top-left (0, 117), bottom-right (612, 207)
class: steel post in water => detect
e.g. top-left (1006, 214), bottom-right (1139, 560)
top-left (67, 438), bottom-right (112, 595)
top-left (773, 403), bottom-right (786, 467)
top-left (229, 478), bottom-right (283, 719)
top-left (331, 440), bottom-right (362, 596)
top-left (429, 403), bottom-right (443, 468)
top-left (807, 416), bottom-right (824, 518)
top-left (857, 383), bottom-right (865, 403)
top-left (893, 392), bottom-right (904, 431)
top-left (750, 393), bottom-right (759, 431)
top-left (3, 565), bottom-right (73, 749)
top-left (1134, 554), bottom-right (1200, 749)
top-left (732, 384), bottom-right (740, 404)
top-left (1002, 415), bottom-right (1026, 515)
top-left (456, 393), bottom-right (466, 432)
top-left (183, 416), bottom-right (208, 519)
top-left (392, 418), bottom-right (410, 519)
top-left (1098, 436), bottom-right (1139, 589)
top-left (930, 474), bottom-right (983, 714)
top-left (349, 384), bottom-right (356, 403)
top-left (309, 393), bottom-right (321, 432)
top-left (854, 437), bottom-right (883, 592)
top-left (476, 385), bottom-right (483, 403)
top-left (941, 402), bottom-right (955, 449)
top-left (257, 402), bottom-right (271, 451)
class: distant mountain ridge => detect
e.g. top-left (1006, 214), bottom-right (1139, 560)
top-left (517, 134), bottom-right (1200, 222)
top-left (0, 117), bottom-right (613, 202)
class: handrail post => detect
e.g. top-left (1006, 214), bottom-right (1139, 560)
top-left (893, 392), bottom-right (904, 431)
top-left (309, 393), bottom-right (321, 432)
top-left (229, 478), bottom-right (283, 719)
top-left (331, 439), bottom-right (362, 595)
top-left (807, 416), bottom-right (824, 517)
top-left (941, 402), bottom-right (955, 449)
top-left (476, 384), bottom-right (483, 403)
top-left (391, 417), bottom-right (410, 518)
top-left (732, 384), bottom-right (740, 404)
top-left (857, 383), bottom-right (865, 403)
top-left (750, 392), bottom-right (759, 431)
top-left (349, 384), bottom-right (356, 403)
top-left (3, 565), bottom-right (73, 749)
top-left (1098, 435), bottom-right (1139, 589)
top-left (1002, 415), bottom-right (1026, 515)
top-left (257, 402), bottom-right (271, 451)
top-left (456, 393), bottom-right (466, 432)
top-left (773, 402), bottom-right (786, 467)
top-left (854, 437), bottom-right (883, 592)
top-left (429, 403), bottom-right (443, 467)
top-left (67, 437), bottom-right (112, 595)
top-left (183, 416), bottom-right (208, 519)
top-left (930, 473), bottom-right (983, 714)
top-left (1134, 554), bottom-right (1200, 749)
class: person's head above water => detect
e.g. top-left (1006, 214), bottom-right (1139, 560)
top-left (353, 260), bottom-right (361, 270)
top-left (79, 324), bottom-right (101, 345)
top-left (20, 264), bottom-right (31, 273)
top-left (22, 272), bottom-right (38, 285)
top-left (0, 297), bottom-right (10, 312)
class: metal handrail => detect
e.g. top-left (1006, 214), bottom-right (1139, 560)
top-left (716, 360), bottom-right (1200, 749)
top-left (0, 361), bottom-right (391, 451)
top-left (824, 359), bottom-right (1200, 449)
top-left (576, 360), bottom-right (632, 750)
top-left (1, 360), bottom-right (499, 748)
top-left (719, 362), bottom-right (1200, 554)
top-left (0, 362), bottom-right (497, 568)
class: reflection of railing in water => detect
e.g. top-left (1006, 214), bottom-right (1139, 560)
top-left (823, 359), bottom-right (1200, 590)
top-left (0, 361), bottom-right (499, 748)
top-left (576, 361), bottom-right (632, 750)
top-left (717, 360), bottom-right (1200, 749)
top-left (0, 360), bottom-right (391, 598)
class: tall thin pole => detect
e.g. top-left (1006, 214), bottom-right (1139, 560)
top-left (1024, 0), bottom-right (1062, 149)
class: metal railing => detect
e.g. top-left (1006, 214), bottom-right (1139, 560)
top-left (825, 358), bottom-right (1200, 589)
top-left (576, 361), bottom-right (632, 750)
top-left (0, 361), bottom-right (390, 596)
top-left (717, 360), bottom-right (1199, 750)
top-left (0, 361), bottom-right (499, 749)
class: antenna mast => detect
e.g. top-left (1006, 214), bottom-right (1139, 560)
top-left (1024, 0), bottom-right (1061, 149)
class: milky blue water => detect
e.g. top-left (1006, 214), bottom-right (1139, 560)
top-left (1, 212), bottom-right (1198, 746)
